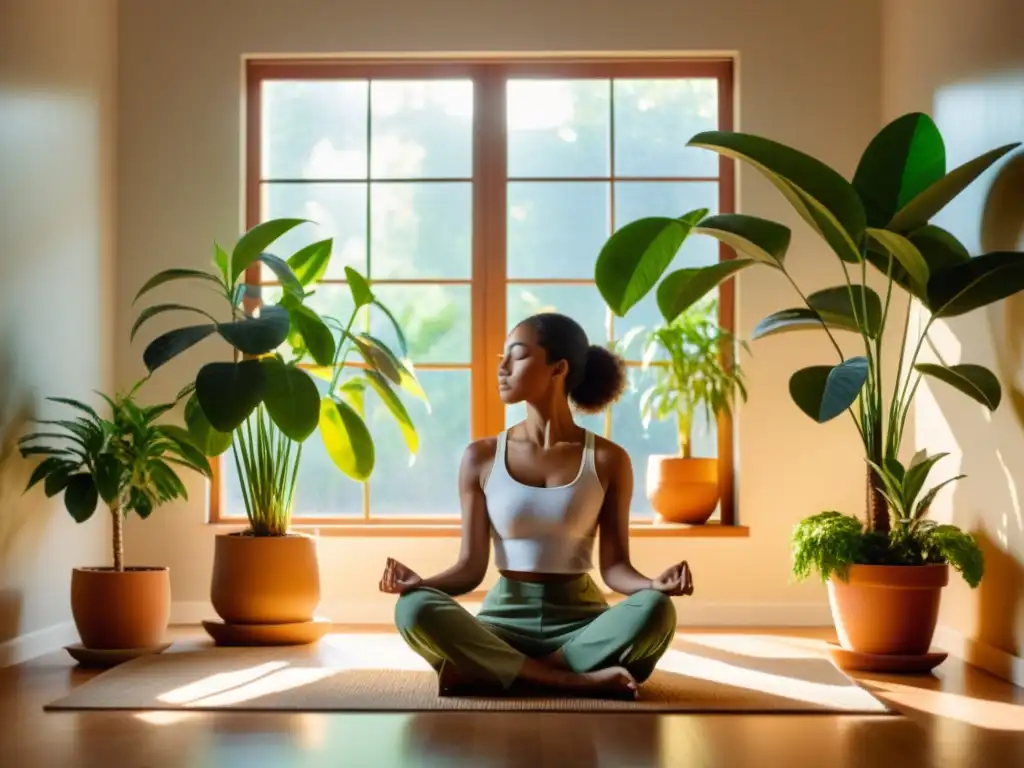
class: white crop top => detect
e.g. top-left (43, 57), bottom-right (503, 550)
top-left (484, 430), bottom-right (606, 573)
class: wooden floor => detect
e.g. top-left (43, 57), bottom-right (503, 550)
top-left (2, 626), bottom-right (1022, 768)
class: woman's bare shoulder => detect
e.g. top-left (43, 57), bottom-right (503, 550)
top-left (459, 437), bottom-right (499, 488)
top-left (592, 434), bottom-right (631, 482)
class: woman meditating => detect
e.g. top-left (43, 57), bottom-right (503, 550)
top-left (379, 313), bottom-right (694, 698)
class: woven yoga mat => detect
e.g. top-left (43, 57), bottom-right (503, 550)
top-left (45, 633), bottom-right (892, 714)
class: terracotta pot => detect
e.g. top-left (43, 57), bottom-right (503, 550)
top-left (827, 564), bottom-right (949, 655)
top-left (70, 566), bottom-right (170, 649)
top-left (646, 456), bottom-right (719, 524)
top-left (210, 532), bottom-right (321, 624)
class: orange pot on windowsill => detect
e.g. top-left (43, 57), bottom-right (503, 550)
top-left (646, 455), bottom-right (720, 525)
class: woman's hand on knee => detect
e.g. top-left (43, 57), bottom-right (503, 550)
top-left (379, 557), bottom-right (423, 594)
top-left (650, 561), bottom-right (694, 596)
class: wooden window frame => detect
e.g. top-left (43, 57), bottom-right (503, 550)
top-left (208, 55), bottom-right (743, 537)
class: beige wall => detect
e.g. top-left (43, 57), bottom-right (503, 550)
top-left (116, 0), bottom-right (883, 623)
top-left (0, 0), bottom-right (117, 655)
top-left (883, 0), bottom-right (1024, 667)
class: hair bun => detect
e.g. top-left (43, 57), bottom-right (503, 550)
top-left (570, 344), bottom-right (627, 414)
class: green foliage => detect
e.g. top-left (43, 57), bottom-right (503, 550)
top-left (18, 380), bottom-right (210, 570)
top-left (131, 219), bottom-right (427, 536)
top-left (791, 452), bottom-right (985, 587)
top-left (620, 297), bottom-right (748, 458)
top-left (593, 112), bottom-right (1022, 585)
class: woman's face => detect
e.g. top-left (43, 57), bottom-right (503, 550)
top-left (497, 323), bottom-right (566, 406)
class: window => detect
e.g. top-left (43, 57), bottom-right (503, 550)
top-left (215, 58), bottom-right (736, 529)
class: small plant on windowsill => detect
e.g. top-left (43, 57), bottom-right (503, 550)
top-left (17, 379), bottom-right (210, 654)
top-left (618, 296), bottom-right (748, 525)
top-left (131, 218), bottom-right (425, 640)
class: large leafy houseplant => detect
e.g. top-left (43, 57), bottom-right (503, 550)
top-left (594, 112), bottom-right (1023, 587)
top-left (131, 218), bottom-right (426, 537)
top-left (18, 379), bottom-right (210, 570)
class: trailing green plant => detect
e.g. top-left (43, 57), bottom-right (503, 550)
top-left (792, 450), bottom-right (983, 586)
top-left (131, 219), bottom-right (426, 536)
top-left (17, 379), bottom-right (211, 571)
top-left (594, 112), bottom-right (1023, 585)
top-left (619, 296), bottom-right (748, 458)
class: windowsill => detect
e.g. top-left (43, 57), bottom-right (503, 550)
top-left (206, 519), bottom-right (749, 538)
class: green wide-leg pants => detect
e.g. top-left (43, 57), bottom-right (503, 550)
top-left (394, 574), bottom-right (676, 689)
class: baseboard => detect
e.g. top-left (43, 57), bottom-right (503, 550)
top-left (171, 599), bottom-right (832, 628)
top-left (933, 625), bottom-right (1024, 687)
top-left (0, 621), bottom-right (78, 669)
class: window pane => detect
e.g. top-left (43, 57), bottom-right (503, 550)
top-left (611, 367), bottom-right (719, 518)
top-left (261, 80), bottom-right (368, 180)
top-left (613, 181), bottom-right (720, 339)
top-left (370, 284), bottom-right (471, 364)
top-left (507, 182), bottom-right (609, 279)
top-left (507, 80), bottom-right (610, 178)
top-left (222, 378), bottom-right (364, 519)
top-left (369, 370), bottom-right (470, 516)
top-left (506, 284), bottom-right (608, 347)
top-left (370, 80), bottom-right (473, 179)
top-left (613, 79), bottom-right (719, 178)
top-left (370, 182), bottom-right (472, 279)
top-left (261, 182), bottom-right (367, 280)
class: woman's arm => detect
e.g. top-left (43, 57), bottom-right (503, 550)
top-left (597, 444), bottom-right (655, 595)
top-left (413, 439), bottom-right (493, 596)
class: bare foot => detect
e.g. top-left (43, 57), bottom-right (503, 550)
top-left (576, 666), bottom-right (638, 697)
top-left (516, 659), bottom-right (638, 698)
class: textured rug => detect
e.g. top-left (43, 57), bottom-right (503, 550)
top-left (45, 633), bottom-right (892, 714)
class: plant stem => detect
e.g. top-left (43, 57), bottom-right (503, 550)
top-left (782, 271), bottom-right (844, 360)
top-left (111, 496), bottom-right (124, 573)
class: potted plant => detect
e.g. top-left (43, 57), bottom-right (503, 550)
top-left (18, 379), bottom-right (210, 656)
top-left (594, 112), bottom-right (1023, 669)
top-left (620, 296), bottom-right (748, 524)
top-left (131, 218), bottom-right (423, 640)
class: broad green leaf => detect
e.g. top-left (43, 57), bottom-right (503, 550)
top-left (807, 285), bottom-right (883, 338)
top-left (371, 299), bottom-right (408, 358)
top-left (915, 362), bottom-right (1002, 410)
top-left (213, 243), bottom-right (230, 281)
top-left (143, 324), bottom-right (217, 373)
top-left (134, 268), bottom-right (223, 303)
top-left (913, 475), bottom-right (966, 520)
top-left (853, 113), bottom-right (945, 227)
top-left (867, 228), bottom-right (930, 292)
top-left (258, 253), bottom-right (304, 298)
top-left (927, 251), bottom-right (1024, 317)
top-left (688, 130), bottom-right (866, 261)
top-left (395, 360), bottom-right (430, 409)
top-left (353, 333), bottom-right (403, 385)
top-left (289, 305), bottom-right (336, 366)
top-left (158, 424), bottom-right (214, 478)
top-left (44, 467), bottom-right (75, 498)
top-left (345, 267), bottom-right (374, 308)
top-left (902, 452), bottom-right (949, 514)
top-left (789, 357), bottom-right (870, 423)
top-left (337, 378), bottom-right (367, 417)
top-left (288, 239), bottom-right (333, 286)
top-left (260, 358), bottom-right (321, 441)
top-left (92, 453), bottom-right (122, 504)
top-left (693, 213), bottom-right (791, 266)
top-left (217, 305), bottom-right (291, 355)
top-left (888, 142), bottom-right (1021, 232)
top-left (185, 394), bottom-right (233, 456)
top-left (25, 456), bottom-right (71, 492)
top-left (595, 210), bottom-right (708, 316)
top-left (230, 218), bottom-right (308, 284)
top-left (195, 360), bottom-right (267, 433)
top-left (131, 303), bottom-right (219, 342)
top-left (320, 397), bottom-right (375, 481)
top-left (130, 488), bottom-right (154, 520)
top-left (911, 224), bottom-right (970, 266)
top-left (752, 308), bottom-right (859, 340)
top-left (64, 474), bottom-right (98, 523)
top-left (365, 370), bottom-right (418, 454)
top-left (655, 259), bottom-right (756, 323)
top-left (45, 397), bottom-right (99, 420)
